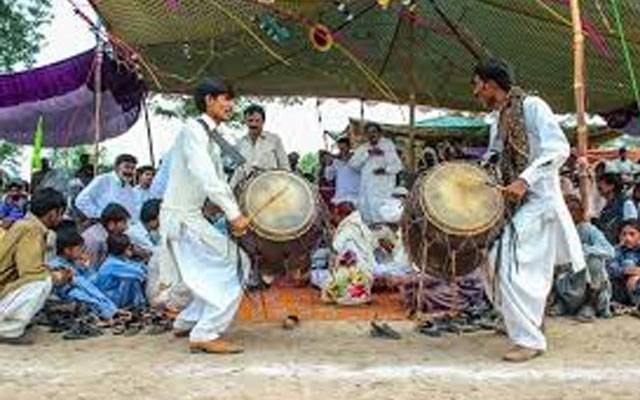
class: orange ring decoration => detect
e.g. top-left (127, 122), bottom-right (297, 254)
top-left (309, 24), bottom-right (334, 52)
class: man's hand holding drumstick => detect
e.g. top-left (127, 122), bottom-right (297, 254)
top-left (229, 186), bottom-right (289, 237)
top-left (484, 178), bottom-right (528, 202)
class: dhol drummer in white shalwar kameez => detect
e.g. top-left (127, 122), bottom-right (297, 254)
top-left (158, 79), bottom-right (250, 354)
top-left (472, 59), bottom-right (585, 362)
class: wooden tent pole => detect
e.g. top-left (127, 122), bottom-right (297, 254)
top-left (570, 0), bottom-right (590, 211)
top-left (407, 22), bottom-right (417, 172)
top-left (143, 95), bottom-right (156, 168)
top-left (93, 28), bottom-right (103, 176)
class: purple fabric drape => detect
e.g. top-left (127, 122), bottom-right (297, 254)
top-left (0, 48), bottom-right (146, 147)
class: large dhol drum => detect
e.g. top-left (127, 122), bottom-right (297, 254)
top-left (402, 161), bottom-right (505, 279)
top-left (236, 170), bottom-right (328, 275)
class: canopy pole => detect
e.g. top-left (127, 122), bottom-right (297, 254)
top-left (93, 22), bottom-right (103, 175)
top-left (407, 21), bottom-right (417, 172)
top-left (143, 96), bottom-right (156, 167)
top-left (570, 0), bottom-right (590, 211)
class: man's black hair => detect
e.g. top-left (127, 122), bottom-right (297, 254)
top-left (364, 122), bottom-right (382, 134)
top-left (107, 233), bottom-right (132, 257)
top-left (619, 219), bottom-right (640, 235)
top-left (140, 199), bottom-right (161, 224)
top-left (30, 188), bottom-right (66, 217)
top-left (136, 165), bottom-right (155, 178)
top-left (100, 203), bottom-right (131, 227)
top-left (115, 154), bottom-right (137, 167)
top-left (337, 137), bottom-right (351, 146)
top-left (598, 172), bottom-right (623, 194)
top-left (194, 78), bottom-right (234, 113)
top-left (56, 226), bottom-right (84, 255)
top-left (6, 181), bottom-right (22, 190)
top-left (244, 104), bottom-right (266, 120)
top-left (473, 58), bottom-right (514, 92)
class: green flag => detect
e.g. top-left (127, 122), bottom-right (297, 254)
top-left (31, 116), bottom-right (44, 172)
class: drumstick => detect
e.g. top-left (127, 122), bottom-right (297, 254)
top-left (484, 181), bottom-right (507, 192)
top-left (246, 186), bottom-right (289, 224)
top-left (232, 186), bottom-right (289, 236)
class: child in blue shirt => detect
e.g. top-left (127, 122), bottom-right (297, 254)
top-left (50, 225), bottom-right (118, 320)
top-left (95, 233), bottom-right (147, 310)
top-left (553, 196), bottom-right (614, 320)
top-left (607, 219), bottom-right (640, 307)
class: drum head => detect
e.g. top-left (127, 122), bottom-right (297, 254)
top-left (241, 170), bottom-right (315, 242)
top-left (420, 162), bottom-right (504, 236)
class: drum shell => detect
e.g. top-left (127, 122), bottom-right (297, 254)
top-left (402, 165), bottom-right (504, 279)
top-left (235, 170), bottom-right (329, 275)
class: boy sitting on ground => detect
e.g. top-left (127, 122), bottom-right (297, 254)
top-left (95, 233), bottom-right (147, 310)
top-left (49, 225), bottom-right (120, 321)
top-left (552, 196), bottom-right (614, 320)
top-left (127, 199), bottom-right (161, 251)
top-left (0, 181), bottom-right (28, 229)
top-left (82, 203), bottom-right (131, 271)
top-left (607, 219), bottom-right (640, 308)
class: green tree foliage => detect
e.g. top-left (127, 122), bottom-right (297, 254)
top-left (299, 152), bottom-right (319, 178)
top-left (50, 145), bottom-right (97, 170)
top-left (0, 142), bottom-right (22, 177)
top-left (151, 94), bottom-right (304, 130)
top-left (0, 0), bottom-right (52, 72)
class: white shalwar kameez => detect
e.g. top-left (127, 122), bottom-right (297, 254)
top-left (349, 138), bottom-right (403, 224)
top-left (75, 171), bottom-right (140, 221)
top-left (484, 96), bottom-right (585, 351)
top-left (158, 113), bottom-right (249, 343)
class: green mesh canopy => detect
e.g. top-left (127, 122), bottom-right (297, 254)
top-left (92, 0), bottom-right (640, 113)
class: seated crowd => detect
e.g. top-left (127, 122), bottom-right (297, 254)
top-left (2, 137), bottom-right (640, 345)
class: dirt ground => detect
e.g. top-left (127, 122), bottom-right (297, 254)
top-left (1, 316), bottom-right (639, 400)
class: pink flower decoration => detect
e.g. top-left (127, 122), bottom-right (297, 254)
top-left (348, 284), bottom-right (366, 298)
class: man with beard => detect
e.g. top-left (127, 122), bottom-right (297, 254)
top-left (230, 104), bottom-right (289, 188)
top-left (75, 154), bottom-right (139, 222)
top-left (158, 79), bottom-right (250, 354)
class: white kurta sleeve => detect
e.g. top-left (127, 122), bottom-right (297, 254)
top-left (518, 97), bottom-right (569, 187)
top-left (382, 140), bottom-right (403, 175)
top-left (74, 174), bottom-right (107, 219)
top-left (183, 128), bottom-right (241, 221)
top-left (274, 136), bottom-right (290, 171)
top-left (348, 144), bottom-right (369, 171)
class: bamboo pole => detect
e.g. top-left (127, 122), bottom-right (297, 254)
top-left (407, 22), bottom-right (417, 172)
top-left (93, 41), bottom-right (103, 176)
top-left (142, 96), bottom-right (156, 167)
top-left (570, 0), bottom-right (590, 211)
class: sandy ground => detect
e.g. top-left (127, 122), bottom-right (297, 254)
top-left (1, 316), bottom-right (639, 400)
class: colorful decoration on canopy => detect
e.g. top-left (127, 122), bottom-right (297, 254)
top-left (87, 0), bottom-right (640, 113)
top-left (0, 48), bottom-right (146, 147)
top-left (309, 24), bottom-right (335, 52)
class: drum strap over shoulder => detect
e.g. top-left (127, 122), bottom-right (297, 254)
top-left (497, 87), bottom-right (530, 186)
top-left (196, 118), bottom-right (247, 168)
